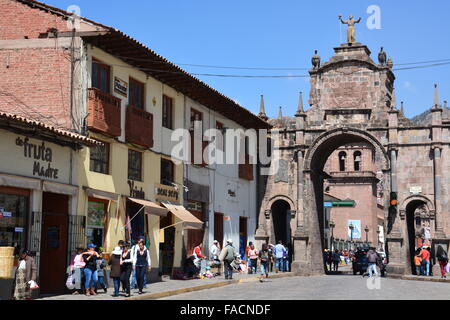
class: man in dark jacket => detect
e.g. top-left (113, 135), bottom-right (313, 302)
top-left (366, 247), bottom-right (379, 277)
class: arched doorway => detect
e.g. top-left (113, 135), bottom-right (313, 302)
top-left (271, 199), bottom-right (292, 271)
top-left (403, 196), bottom-right (434, 274)
top-left (271, 200), bottom-right (291, 246)
top-left (301, 128), bottom-right (390, 274)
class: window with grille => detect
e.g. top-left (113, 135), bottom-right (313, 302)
top-left (89, 141), bottom-right (110, 174)
top-left (128, 149), bottom-right (143, 181)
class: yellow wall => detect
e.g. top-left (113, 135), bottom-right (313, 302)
top-left (78, 46), bottom-right (187, 271)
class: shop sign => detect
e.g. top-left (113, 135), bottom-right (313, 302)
top-left (14, 227), bottom-right (24, 233)
top-left (15, 137), bottom-right (59, 179)
top-left (128, 180), bottom-right (145, 199)
top-left (155, 183), bottom-right (179, 202)
top-left (114, 77), bottom-right (128, 97)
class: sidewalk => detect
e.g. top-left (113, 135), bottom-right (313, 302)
top-left (38, 271), bottom-right (295, 301)
top-left (388, 273), bottom-right (450, 283)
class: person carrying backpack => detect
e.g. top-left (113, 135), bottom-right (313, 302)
top-left (219, 239), bottom-right (237, 280)
top-left (436, 245), bottom-right (448, 278)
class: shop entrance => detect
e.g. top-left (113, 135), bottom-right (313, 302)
top-left (214, 212), bottom-right (224, 249)
top-left (159, 212), bottom-right (175, 276)
top-left (40, 192), bottom-right (69, 294)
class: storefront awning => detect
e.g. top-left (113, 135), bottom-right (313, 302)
top-left (161, 202), bottom-right (203, 230)
top-left (84, 187), bottom-right (119, 202)
top-left (128, 197), bottom-right (168, 217)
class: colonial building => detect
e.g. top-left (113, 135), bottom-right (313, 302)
top-left (0, 112), bottom-right (97, 298)
top-left (256, 29), bottom-right (449, 276)
top-left (0, 0), bottom-right (269, 293)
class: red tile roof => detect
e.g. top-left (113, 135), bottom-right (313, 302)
top-left (0, 111), bottom-right (100, 147)
top-left (14, 0), bottom-right (271, 130)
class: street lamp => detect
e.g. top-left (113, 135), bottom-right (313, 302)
top-left (365, 225), bottom-right (369, 244)
top-left (329, 220), bottom-right (335, 250)
top-left (349, 223), bottom-right (354, 249)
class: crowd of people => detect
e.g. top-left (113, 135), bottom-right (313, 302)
top-left (65, 235), bottom-right (151, 298)
top-left (179, 239), bottom-right (291, 282)
top-left (414, 245), bottom-right (449, 278)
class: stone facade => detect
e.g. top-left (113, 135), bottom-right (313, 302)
top-left (256, 41), bottom-right (450, 276)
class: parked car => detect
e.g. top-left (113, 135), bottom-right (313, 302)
top-left (352, 248), bottom-right (369, 275)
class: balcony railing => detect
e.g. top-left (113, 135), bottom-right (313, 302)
top-left (125, 105), bottom-right (154, 149)
top-left (87, 88), bottom-right (121, 137)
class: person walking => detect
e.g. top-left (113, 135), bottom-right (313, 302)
top-left (72, 248), bottom-right (86, 294)
top-left (259, 243), bottom-right (270, 282)
top-left (366, 247), bottom-right (379, 278)
top-left (274, 241), bottom-right (286, 273)
top-left (109, 246), bottom-right (122, 297)
top-left (219, 239), bottom-right (237, 280)
top-left (332, 249), bottom-right (341, 272)
top-left (436, 245), bottom-right (448, 278)
top-left (420, 246), bottom-right (431, 276)
top-left (268, 244), bottom-right (275, 273)
top-left (96, 250), bottom-right (107, 293)
top-left (248, 244), bottom-right (259, 274)
top-left (414, 249), bottom-right (422, 276)
top-left (133, 241), bottom-right (151, 294)
top-left (283, 245), bottom-right (290, 272)
top-left (130, 236), bottom-right (146, 289)
top-left (120, 242), bottom-right (133, 297)
top-left (13, 249), bottom-right (37, 300)
top-left (83, 244), bottom-right (99, 296)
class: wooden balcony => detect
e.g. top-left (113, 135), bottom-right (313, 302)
top-left (87, 88), bottom-right (121, 137)
top-left (125, 105), bottom-right (154, 149)
top-left (239, 155), bottom-right (254, 181)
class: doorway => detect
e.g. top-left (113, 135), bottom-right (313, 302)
top-left (239, 217), bottom-right (247, 259)
top-left (159, 212), bottom-right (175, 276)
top-left (39, 192), bottom-right (69, 294)
top-left (214, 212), bottom-right (224, 249)
top-left (271, 200), bottom-right (291, 246)
top-left (405, 200), bottom-right (429, 274)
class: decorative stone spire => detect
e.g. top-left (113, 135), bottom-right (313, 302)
top-left (278, 106), bottom-right (283, 119)
top-left (295, 92), bottom-right (305, 116)
top-left (258, 94), bottom-right (268, 121)
top-left (444, 100), bottom-right (448, 111)
top-left (433, 83), bottom-right (441, 109)
top-left (400, 101), bottom-right (404, 115)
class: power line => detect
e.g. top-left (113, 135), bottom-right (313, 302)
top-left (114, 54), bottom-right (450, 71)
top-left (105, 60), bottom-right (450, 79)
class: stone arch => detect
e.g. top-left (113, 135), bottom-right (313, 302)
top-left (304, 127), bottom-right (390, 172)
top-left (266, 195), bottom-right (295, 212)
top-left (399, 194), bottom-right (435, 220)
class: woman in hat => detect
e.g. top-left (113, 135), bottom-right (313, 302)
top-left (120, 242), bottom-right (133, 297)
top-left (82, 243), bottom-right (100, 296)
top-left (109, 246), bottom-right (122, 297)
top-left (13, 248), bottom-right (37, 300)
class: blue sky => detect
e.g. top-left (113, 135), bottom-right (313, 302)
top-left (47, 0), bottom-right (450, 119)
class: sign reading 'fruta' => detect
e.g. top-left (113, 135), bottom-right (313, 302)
top-left (16, 137), bottom-right (59, 179)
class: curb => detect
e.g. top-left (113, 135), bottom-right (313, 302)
top-left (387, 274), bottom-right (450, 283)
top-left (115, 272), bottom-right (296, 301)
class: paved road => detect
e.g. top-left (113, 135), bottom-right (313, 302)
top-left (161, 274), bottom-right (450, 300)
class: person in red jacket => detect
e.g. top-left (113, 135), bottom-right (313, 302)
top-left (193, 243), bottom-right (205, 273)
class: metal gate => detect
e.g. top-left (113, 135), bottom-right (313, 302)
top-left (67, 215), bottom-right (87, 264)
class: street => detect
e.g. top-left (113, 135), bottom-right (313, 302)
top-left (160, 275), bottom-right (450, 300)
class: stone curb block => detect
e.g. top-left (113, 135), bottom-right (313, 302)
top-left (103, 273), bottom-right (296, 301)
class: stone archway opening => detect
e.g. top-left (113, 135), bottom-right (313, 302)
top-left (303, 129), bottom-right (390, 275)
top-left (405, 200), bottom-right (430, 275)
top-left (271, 200), bottom-right (291, 248)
